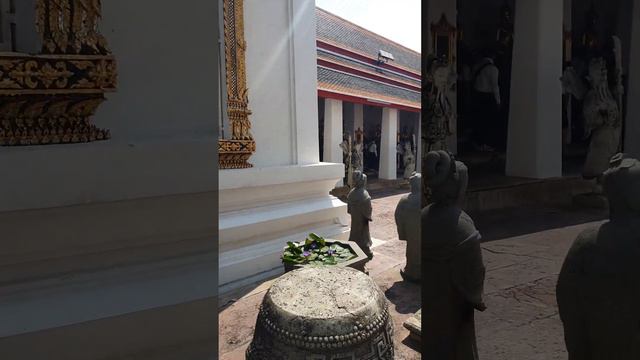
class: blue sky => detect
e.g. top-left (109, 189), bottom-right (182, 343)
top-left (315, 0), bottom-right (421, 53)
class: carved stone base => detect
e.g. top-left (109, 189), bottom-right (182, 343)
top-left (247, 267), bottom-right (395, 359)
top-left (403, 309), bottom-right (421, 343)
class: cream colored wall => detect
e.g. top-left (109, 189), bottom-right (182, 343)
top-left (218, 0), bottom-right (347, 292)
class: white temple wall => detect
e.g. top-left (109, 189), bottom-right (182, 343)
top-left (219, 0), bottom-right (347, 293)
top-left (0, 1), bottom-right (219, 359)
top-left (245, 0), bottom-right (320, 167)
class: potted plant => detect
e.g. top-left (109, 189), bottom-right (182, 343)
top-left (281, 233), bottom-right (368, 273)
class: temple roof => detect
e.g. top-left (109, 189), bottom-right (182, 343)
top-left (316, 7), bottom-right (421, 111)
top-left (316, 8), bottom-right (421, 72)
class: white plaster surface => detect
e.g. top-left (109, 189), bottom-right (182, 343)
top-left (506, 0), bottom-right (563, 179)
top-left (323, 98), bottom-right (344, 165)
top-left (0, 2), bottom-right (220, 358)
top-left (379, 107), bottom-right (398, 179)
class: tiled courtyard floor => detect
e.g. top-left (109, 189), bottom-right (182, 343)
top-left (218, 190), bottom-right (607, 359)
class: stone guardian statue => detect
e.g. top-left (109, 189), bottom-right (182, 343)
top-left (395, 173), bottom-right (421, 282)
top-left (582, 57), bottom-right (621, 179)
top-left (422, 150), bottom-right (487, 359)
top-left (347, 171), bottom-right (373, 258)
top-left (425, 61), bottom-right (455, 151)
top-left (403, 142), bottom-right (416, 179)
top-left (557, 153), bottom-right (640, 360)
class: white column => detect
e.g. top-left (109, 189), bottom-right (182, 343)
top-left (291, 0), bottom-right (321, 165)
top-left (506, 0), bottom-right (563, 179)
top-left (323, 98), bottom-right (343, 164)
top-left (379, 107), bottom-right (398, 180)
top-left (625, 0), bottom-right (640, 158)
top-left (354, 104), bottom-right (364, 135)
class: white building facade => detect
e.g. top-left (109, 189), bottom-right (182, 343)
top-left (0, 1), bottom-right (218, 359)
top-left (218, 0), bottom-right (348, 293)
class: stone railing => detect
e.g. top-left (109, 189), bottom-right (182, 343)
top-left (0, 0), bottom-right (117, 146)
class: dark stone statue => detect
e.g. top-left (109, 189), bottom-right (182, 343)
top-left (422, 150), bottom-right (487, 359)
top-left (395, 172), bottom-right (422, 282)
top-left (557, 153), bottom-right (640, 360)
top-left (347, 170), bottom-right (373, 258)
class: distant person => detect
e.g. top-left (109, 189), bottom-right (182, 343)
top-left (367, 141), bottom-right (378, 170)
top-left (472, 50), bottom-right (501, 152)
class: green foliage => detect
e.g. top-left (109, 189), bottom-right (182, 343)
top-left (281, 233), bottom-right (357, 266)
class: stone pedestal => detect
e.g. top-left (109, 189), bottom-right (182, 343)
top-left (247, 266), bottom-right (394, 359)
top-left (403, 309), bottom-right (421, 342)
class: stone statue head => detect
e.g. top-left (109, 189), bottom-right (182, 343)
top-left (353, 170), bottom-right (367, 189)
top-left (410, 173), bottom-right (421, 195)
top-left (587, 57), bottom-right (608, 86)
top-left (404, 142), bottom-right (412, 152)
top-left (424, 151), bottom-right (468, 205)
top-left (432, 62), bottom-right (453, 91)
top-left (602, 153), bottom-right (640, 219)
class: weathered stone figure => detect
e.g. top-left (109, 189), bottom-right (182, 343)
top-left (557, 153), bottom-right (640, 360)
top-left (425, 62), bottom-right (455, 151)
top-left (348, 170), bottom-right (373, 258)
top-left (395, 172), bottom-right (421, 282)
top-left (422, 150), bottom-right (487, 359)
top-left (403, 142), bottom-right (416, 179)
top-left (582, 57), bottom-right (621, 179)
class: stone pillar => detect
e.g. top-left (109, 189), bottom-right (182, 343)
top-left (354, 103), bottom-right (364, 136)
top-left (506, 0), bottom-right (563, 179)
top-left (625, 0), bottom-right (640, 158)
top-left (379, 107), bottom-right (398, 180)
top-left (323, 98), bottom-right (343, 164)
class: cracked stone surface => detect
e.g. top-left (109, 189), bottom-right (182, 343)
top-left (475, 206), bottom-right (606, 360)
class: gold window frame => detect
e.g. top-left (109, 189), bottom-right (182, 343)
top-left (431, 14), bottom-right (457, 66)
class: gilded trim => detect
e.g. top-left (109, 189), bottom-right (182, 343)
top-left (0, 0), bottom-right (116, 146)
top-left (219, 0), bottom-right (255, 169)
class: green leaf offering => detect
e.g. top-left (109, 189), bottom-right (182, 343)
top-left (281, 234), bottom-right (357, 267)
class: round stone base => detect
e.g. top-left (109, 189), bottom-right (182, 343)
top-left (246, 266), bottom-right (394, 359)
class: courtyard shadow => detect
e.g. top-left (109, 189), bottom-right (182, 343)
top-left (401, 336), bottom-right (421, 353)
top-left (384, 280), bottom-right (421, 315)
top-left (471, 205), bottom-right (607, 243)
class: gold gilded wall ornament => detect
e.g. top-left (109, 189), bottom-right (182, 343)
top-left (36, 0), bottom-right (111, 55)
top-left (1, 0), bottom-right (116, 146)
top-left (219, 0), bottom-right (256, 169)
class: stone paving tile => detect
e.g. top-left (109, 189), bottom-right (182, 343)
top-left (474, 211), bottom-right (603, 360)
